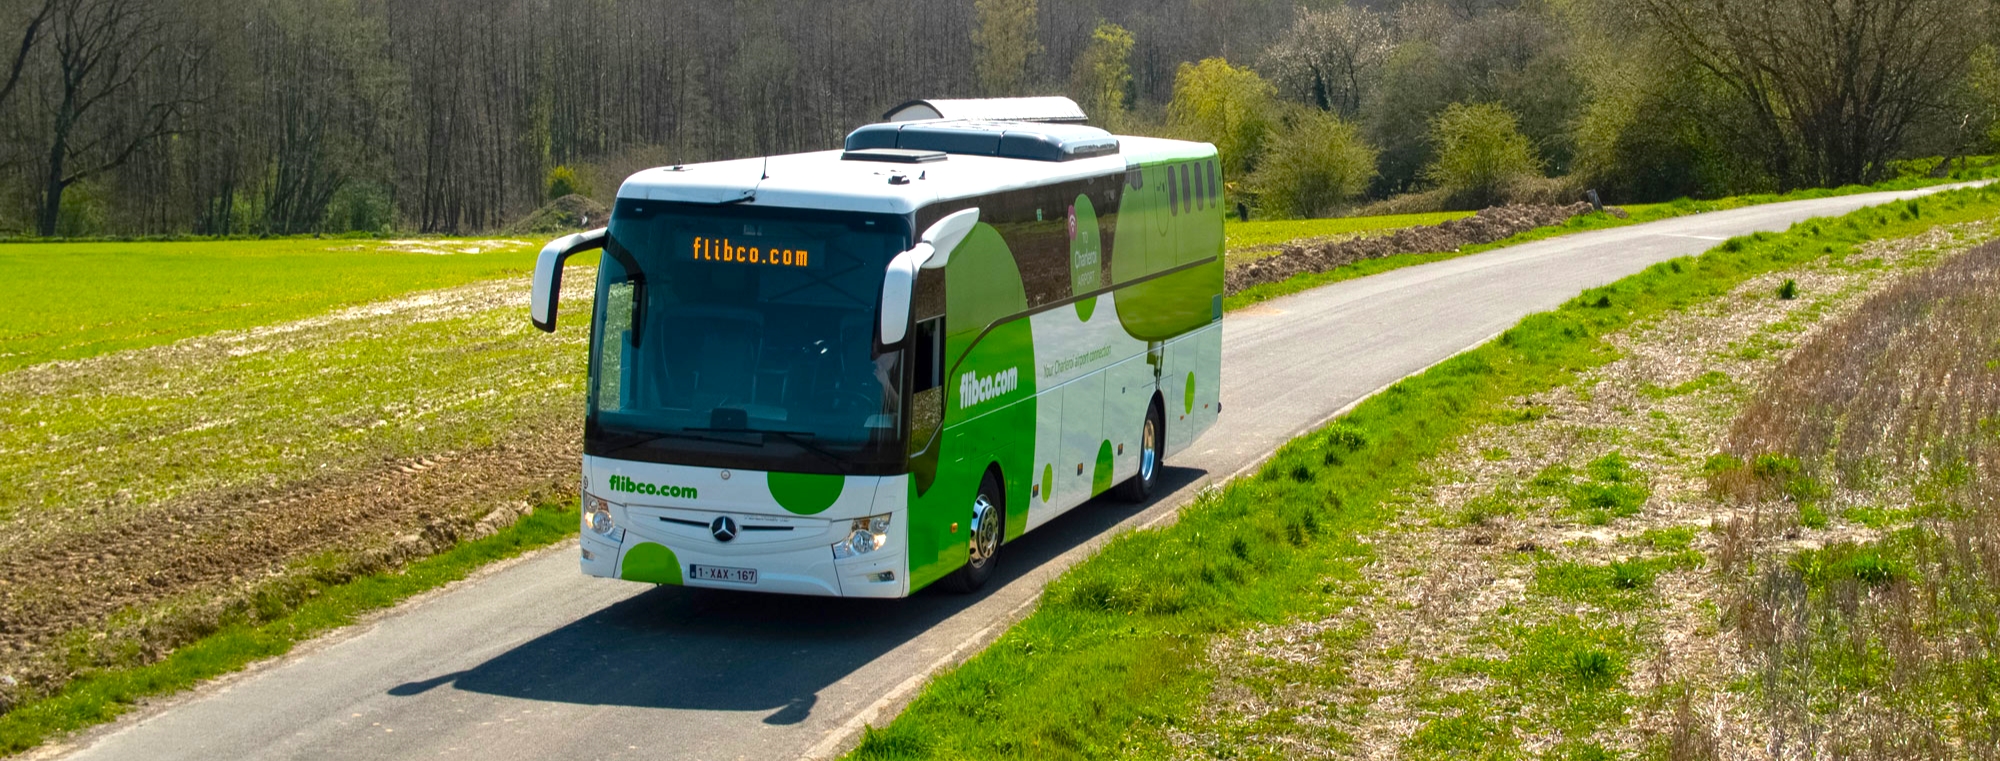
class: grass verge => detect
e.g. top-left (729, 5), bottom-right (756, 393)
top-left (1222, 172), bottom-right (1998, 312)
top-left (0, 503), bottom-right (579, 755)
top-left (848, 186), bottom-right (2000, 760)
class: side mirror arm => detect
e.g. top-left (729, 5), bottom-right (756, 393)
top-left (531, 228), bottom-right (608, 332)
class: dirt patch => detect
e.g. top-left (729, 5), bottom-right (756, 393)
top-left (1225, 203), bottom-right (1621, 295)
top-left (377, 239), bottom-right (532, 255)
top-left (0, 274), bottom-right (596, 713)
top-left (502, 194), bottom-right (609, 237)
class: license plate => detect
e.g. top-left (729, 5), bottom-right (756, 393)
top-left (690, 565), bottom-right (758, 584)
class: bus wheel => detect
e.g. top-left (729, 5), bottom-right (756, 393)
top-left (1114, 404), bottom-right (1163, 503)
top-left (943, 472), bottom-right (1004, 594)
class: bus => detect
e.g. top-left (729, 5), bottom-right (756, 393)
top-left (530, 101), bottom-right (1223, 597)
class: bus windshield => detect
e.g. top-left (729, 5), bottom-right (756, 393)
top-left (585, 200), bottom-right (912, 475)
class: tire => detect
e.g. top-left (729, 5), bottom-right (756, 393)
top-left (940, 471), bottom-right (1004, 594)
top-left (1113, 403), bottom-right (1163, 503)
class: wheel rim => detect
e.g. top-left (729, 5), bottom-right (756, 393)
top-left (1140, 417), bottom-right (1158, 482)
top-left (968, 494), bottom-right (1000, 569)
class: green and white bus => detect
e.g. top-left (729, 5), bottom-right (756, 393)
top-left (531, 101), bottom-right (1223, 597)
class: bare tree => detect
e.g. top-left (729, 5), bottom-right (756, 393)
top-left (1638, 0), bottom-right (1984, 188)
top-left (1263, 4), bottom-right (1390, 118)
top-left (0, 0), bottom-right (58, 111)
top-left (34, 0), bottom-right (200, 236)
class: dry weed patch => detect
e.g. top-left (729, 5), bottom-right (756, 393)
top-left (1181, 217), bottom-right (1997, 759)
top-left (1705, 236), bottom-right (2000, 759)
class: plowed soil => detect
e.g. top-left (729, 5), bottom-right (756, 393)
top-left (1225, 203), bottom-right (1619, 295)
top-left (0, 274), bottom-right (594, 711)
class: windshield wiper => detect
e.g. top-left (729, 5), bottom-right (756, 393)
top-left (597, 430), bottom-right (762, 457)
top-left (684, 427), bottom-right (848, 472)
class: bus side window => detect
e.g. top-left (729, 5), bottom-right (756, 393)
top-left (908, 316), bottom-right (945, 452)
top-left (913, 317), bottom-right (943, 393)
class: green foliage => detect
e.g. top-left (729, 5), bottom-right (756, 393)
top-left (324, 181), bottom-right (394, 234)
top-left (1422, 102), bottom-right (1543, 207)
top-left (971, 0), bottom-right (1040, 97)
top-left (1072, 21), bottom-right (1134, 129)
top-left (1249, 107), bottom-right (1379, 218)
top-left (1777, 279), bottom-right (1799, 300)
top-left (1168, 58), bottom-right (1277, 177)
top-left (544, 165), bottom-right (583, 202)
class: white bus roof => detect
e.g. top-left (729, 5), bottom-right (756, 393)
top-left (617, 131), bottom-right (1216, 217)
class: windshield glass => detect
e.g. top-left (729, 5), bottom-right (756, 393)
top-left (586, 200), bottom-right (912, 474)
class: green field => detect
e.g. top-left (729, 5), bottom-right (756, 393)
top-left (0, 238), bottom-right (546, 373)
top-left (1224, 212), bottom-right (1472, 255)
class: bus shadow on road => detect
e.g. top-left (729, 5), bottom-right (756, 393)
top-left (386, 465), bottom-right (1207, 724)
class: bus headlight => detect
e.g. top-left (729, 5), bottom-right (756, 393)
top-left (583, 492), bottom-right (618, 536)
top-left (832, 513), bottom-right (892, 559)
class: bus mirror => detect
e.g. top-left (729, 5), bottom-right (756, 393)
top-left (881, 208), bottom-right (978, 345)
top-left (531, 228), bottom-right (608, 332)
top-left (918, 208), bottom-right (980, 270)
top-left (879, 248), bottom-right (923, 345)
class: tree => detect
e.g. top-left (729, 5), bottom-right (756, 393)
top-left (33, 0), bottom-right (201, 236)
top-left (1250, 106), bottom-right (1378, 218)
top-left (0, 0), bottom-right (58, 112)
top-left (1262, 4), bottom-right (1390, 118)
top-left (973, 0), bottom-right (1040, 97)
top-left (1071, 21), bottom-right (1133, 127)
top-left (1168, 57), bottom-right (1276, 177)
top-left (1422, 102), bottom-right (1542, 206)
top-left (1638, 0), bottom-right (1986, 188)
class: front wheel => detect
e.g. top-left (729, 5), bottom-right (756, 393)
top-left (1113, 404), bottom-right (1163, 503)
top-left (940, 472), bottom-right (1004, 594)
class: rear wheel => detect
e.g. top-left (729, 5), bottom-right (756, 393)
top-left (941, 472), bottom-right (1004, 594)
top-left (1114, 404), bottom-right (1163, 503)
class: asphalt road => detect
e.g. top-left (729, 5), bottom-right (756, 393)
top-left (45, 185), bottom-right (1978, 761)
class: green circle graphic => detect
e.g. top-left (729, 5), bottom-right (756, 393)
top-left (1041, 463), bottom-right (1054, 503)
top-left (768, 471), bottom-right (845, 515)
top-left (1184, 371), bottom-right (1197, 415)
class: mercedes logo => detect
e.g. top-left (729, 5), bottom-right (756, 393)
top-left (709, 516), bottom-right (739, 543)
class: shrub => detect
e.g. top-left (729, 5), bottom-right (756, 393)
top-left (1422, 102), bottom-right (1544, 208)
top-left (545, 165), bottom-right (583, 202)
top-left (1249, 107), bottom-right (1379, 218)
top-left (323, 181), bottom-right (394, 235)
top-left (1777, 279), bottom-right (1799, 300)
top-left (1169, 58), bottom-right (1277, 177)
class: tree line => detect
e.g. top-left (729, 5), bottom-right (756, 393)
top-left (0, 0), bottom-right (1994, 237)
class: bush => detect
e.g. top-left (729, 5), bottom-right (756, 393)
top-left (1249, 107), bottom-right (1379, 218)
top-left (1422, 102), bottom-right (1544, 208)
top-left (545, 165), bottom-right (583, 202)
top-left (323, 181), bottom-right (394, 235)
top-left (1168, 58), bottom-right (1277, 177)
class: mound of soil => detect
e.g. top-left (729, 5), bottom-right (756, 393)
top-left (1227, 203), bottom-right (1627, 295)
top-left (503, 194), bottom-right (608, 236)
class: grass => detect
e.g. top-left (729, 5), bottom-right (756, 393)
top-left (847, 185), bottom-right (2000, 760)
top-left (0, 238), bottom-right (543, 372)
top-left (1705, 233), bottom-right (2000, 755)
top-left (1221, 171), bottom-right (2000, 313)
top-left (0, 502), bottom-right (580, 754)
top-left (1225, 212), bottom-right (1472, 255)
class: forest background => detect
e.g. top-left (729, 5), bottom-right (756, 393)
top-left (1, 0), bottom-right (1996, 238)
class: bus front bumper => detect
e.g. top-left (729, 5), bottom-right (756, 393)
top-left (579, 506), bottom-right (908, 598)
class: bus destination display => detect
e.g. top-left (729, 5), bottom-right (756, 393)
top-left (690, 235), bottom-right (814, 269)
